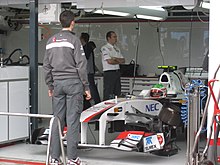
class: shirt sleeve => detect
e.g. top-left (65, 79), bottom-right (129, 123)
top-left (43, 48), bottom-right (54, 90)
top-left (101, 46), bottom-right (111, 60)
top-left (73, 38), bottom-right (90, 91)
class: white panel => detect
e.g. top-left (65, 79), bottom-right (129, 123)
top-left (0, 66), bottom-right (29, 80)
top-left (9, 81), bottom-right (29, 140)
top-left (0, 0), bottom-right (196, 6)
top-left (38, 66), bottom-right (53, 114)
top-left (38, 4), bottom-right (61, 23)
top-left (207, 0), bottom-right (220, 140)
top-left (77, 0), bottom-right (197, 8)
top-left (0, 82), bottom-right (8, 142)
top-left (0, 0), bottom-right (70, 5)
top-left (98, 7), bottom-right (168, 20)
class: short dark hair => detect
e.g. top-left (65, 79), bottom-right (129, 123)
top-left (106, 31), bottom-right (115, 41)
top-left (59, 10), bottom-right (75, 28)
top-left (80, 33), bottom-right (90, 43)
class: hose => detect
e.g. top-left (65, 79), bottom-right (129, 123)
top-left (21, 55), bottom-right (30, 64)
top-left (181, 80), bottom-right (203, 127)
top-left (180, 97), bottom-right (188, 127)
top-left (4, 48), bottom-right (22, 65)
top-left (190, 80), bottom-right (207, 133)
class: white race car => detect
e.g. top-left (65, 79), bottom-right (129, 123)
top-left (34, 66), bottom-right (186, 156)
top-left (79, 96), bottom-right (182, 156)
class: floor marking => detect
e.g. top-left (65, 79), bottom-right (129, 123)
top-left (0, 158), bottom-right (45, 165)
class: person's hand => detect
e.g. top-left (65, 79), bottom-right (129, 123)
top-left (85, 90), bottom-right (91, 100)
top-left (48, 89), bottom-right (53, 97)
top-left (112, 57), bottom-right (116, 60)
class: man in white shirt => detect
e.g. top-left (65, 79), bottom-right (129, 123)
top-left (101, 31), bottom-right (125, 100)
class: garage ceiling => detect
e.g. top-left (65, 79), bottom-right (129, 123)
top-left (0, 0), bottom-right (209, 28)
top-left (0, 0), bottom-right (197, 6)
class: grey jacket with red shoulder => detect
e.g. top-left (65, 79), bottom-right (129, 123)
top-left (43, 30), bottom-right (89, 91)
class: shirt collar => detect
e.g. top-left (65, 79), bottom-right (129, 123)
top-left (107, 42), bottom-right (114, 48)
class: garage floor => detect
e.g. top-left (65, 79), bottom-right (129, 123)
top-left (0, 140), bottom-right (187, 165)
top-left (0, 119), bottom-right (195, 165)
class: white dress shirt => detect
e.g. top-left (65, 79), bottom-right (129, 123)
top-left (101, 43), bottom-right (124, 71)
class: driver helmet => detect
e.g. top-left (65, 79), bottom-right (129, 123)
top-left (150, 84), bottom-right (167, 97)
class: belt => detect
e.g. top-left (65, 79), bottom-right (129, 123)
top-left (104, 69), bottom-right (120, 72)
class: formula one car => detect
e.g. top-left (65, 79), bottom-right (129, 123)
top-left (34, 66), bottom-right (187, 156)
top-left (34, 97), bottom-right (182, 156)
top-left (79, 95), bottom-right (183, 156)
top-left (79, 66), bottom-right (186, 154)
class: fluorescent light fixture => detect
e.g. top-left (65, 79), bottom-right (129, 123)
top-left (135, 14), bottom-right (164, 21)
top-left (94, 9), bottom-right (130, 17)
top-left (139, 6), bottom-right (165, 11)
top-left (84, 9), bottom-right (94, 12)
top-left (201, 2), bottom-right (210, 9)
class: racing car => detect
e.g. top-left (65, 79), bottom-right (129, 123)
top-left (34, 66), bottom-right (186, 156)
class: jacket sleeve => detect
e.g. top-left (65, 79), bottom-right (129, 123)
top-left (84, 44), bottom-right (93, 60)
top-left (73, 38), bottom-right (90, 91)
top-left (43, 49), bottom-right (54, 90)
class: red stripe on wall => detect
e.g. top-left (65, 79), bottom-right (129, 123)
top-left (0, 158), bottom-right (45, 165)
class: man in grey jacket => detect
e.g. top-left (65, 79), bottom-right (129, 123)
top-left (43, 10), bottom-right (91, 165)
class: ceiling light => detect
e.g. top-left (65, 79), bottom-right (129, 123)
top-left (94, 9), bottom-right (130, 17)
top-left (72, 2), bottom-right (77, 6)
top-left (201, 2), bottom-right (210, 9)
top-left (135, 14), bottom-right (164, 21)
top-left (84, 9), bottom-right (94, 12)
top-left (139, 6), bottom-right (165, 11)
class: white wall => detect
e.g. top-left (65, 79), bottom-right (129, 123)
top-left (2, 20), bottom-right (209, 75)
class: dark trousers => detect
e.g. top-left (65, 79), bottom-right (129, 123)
top-left (83, 74), bottom-right (101, 109)
top-left (88, 73), bottom-right (101, 104)
top-left (103, 70), bottom-right (121, 100)
top-left (51, 79), bottom-right (83, 160)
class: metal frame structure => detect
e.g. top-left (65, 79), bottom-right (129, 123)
top-left (0, 112), bottom-right (66, 165)
top-left (186, 85), bottom-right (201, 164)
top-left (187, 64), bottom-right (220, 165)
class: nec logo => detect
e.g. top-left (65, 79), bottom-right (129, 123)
top-left (146, 103), bottom-right (160, 112)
